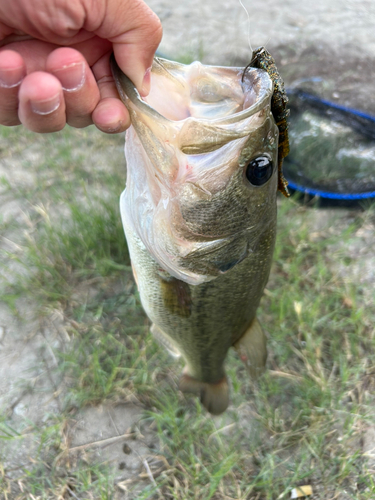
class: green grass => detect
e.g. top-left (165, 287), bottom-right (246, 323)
top-left (1, 124), bottom-right (375, 499)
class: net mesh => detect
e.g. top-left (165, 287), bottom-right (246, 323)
top-left (284, 90), bottom-right (375, 199)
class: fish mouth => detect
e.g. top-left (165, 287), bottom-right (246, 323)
top-left (111, 54), bottom-right (275, 185)
top-left (111, 54), bottom-right (273, 123)
top-left (114, 55), bottom-right (278, 285)
top-left (111, 54), bottom-right (274, 158)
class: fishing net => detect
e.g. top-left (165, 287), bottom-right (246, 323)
top-left (284, 90), bottom-right (375, 200)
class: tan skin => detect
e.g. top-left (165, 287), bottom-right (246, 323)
top-left (0, 0), bottom-right (162, 133)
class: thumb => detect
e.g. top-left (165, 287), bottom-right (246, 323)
top-left (91, 0), bottom-right (162, 95)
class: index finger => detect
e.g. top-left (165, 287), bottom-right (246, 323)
top-left (91, 52), bottom-right (131, 133)
top-left (87, 0), bottom-right (162, 96)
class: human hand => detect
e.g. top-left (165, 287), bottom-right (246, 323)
top-left (0, 0), bottom-right (162, 133)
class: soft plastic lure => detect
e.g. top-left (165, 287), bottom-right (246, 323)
top-left (243, 47), bottom-right (290, 197)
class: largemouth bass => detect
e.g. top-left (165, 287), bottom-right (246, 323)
top-left (111, 53), bottom-right (283, 415)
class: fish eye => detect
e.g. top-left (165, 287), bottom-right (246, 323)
top-left (245, 155), bottom-right (273, 186)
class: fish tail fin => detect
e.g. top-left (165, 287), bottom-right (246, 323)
top-left (179, 373), bottom-right (229, 415)
top-left (234, 317), bottom-right (267, 379)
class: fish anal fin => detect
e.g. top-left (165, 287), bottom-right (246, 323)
top-left (179, 373), bottom-right (229, 415)
top-left (234, 317), bottom-right (267, 379)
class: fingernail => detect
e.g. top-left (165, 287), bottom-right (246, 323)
top-left (31, 93), bottom-right (61, 115)
top-left (53, 62), bottom-right (85, 92)
top-left (140, 67), bottom-right (152, 97)
top-left (0, 66), bottom-right (25, 88)
top-left (96, 122), bottom-right (124, 134)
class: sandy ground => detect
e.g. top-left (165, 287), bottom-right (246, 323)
top-left (1, 0), bottom-right (375, 497)
top-left (151, 0), bottom-right (375, 114)
top-left (151, 0), bottom-right (375, 60)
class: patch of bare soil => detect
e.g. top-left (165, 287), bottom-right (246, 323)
top-left (66, 405), bottom-right (162, 499)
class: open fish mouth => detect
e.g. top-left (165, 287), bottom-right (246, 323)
top-left (112, 55), bottom-right (279, 285)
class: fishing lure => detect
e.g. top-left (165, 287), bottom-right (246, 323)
top-left (243, 47), bottom-right (290, 197)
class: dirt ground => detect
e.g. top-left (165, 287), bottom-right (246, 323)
top-left (150, 0), bottom-right (375, 113)
top-left (1, 0), bottom-right (375, 497)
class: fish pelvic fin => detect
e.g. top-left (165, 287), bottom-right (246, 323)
top-left (150, 323), bottom-right (181, 358)
top-left (234, 317), bottom-right (267, 379)
top-left (179, 373), bottom-right (229, 415)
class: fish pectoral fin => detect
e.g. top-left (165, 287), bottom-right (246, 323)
top-left (233, 317), bottom-right (267, 379)
top-left (150, 324), bottom-right (181, 358)
top-left (179, 373), bottom-right (229, 415)
top-left (158, 276), bottom-right (192, 318)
